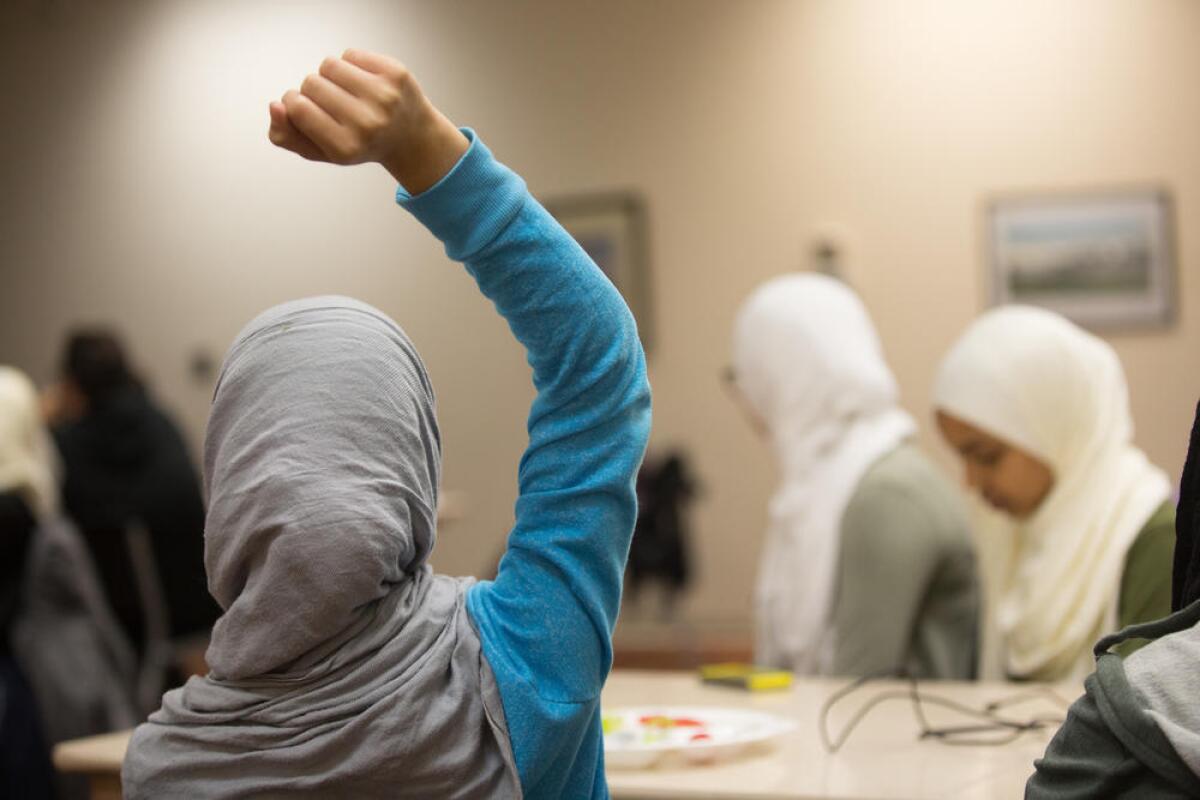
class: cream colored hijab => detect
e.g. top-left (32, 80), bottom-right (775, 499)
top-left (0, 366), bottom-right (59, 519)
top-left (934, 306), bottom-right (1169, 681)
top-left (734, 274), bottom-right (915, 674)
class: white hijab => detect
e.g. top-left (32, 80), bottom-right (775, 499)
top-left (0, 366), bottom-right (59, 519)
top-left (934, 306), bottom-right (1170, 681)
top-left (733, 274), bottom-right (916, 674)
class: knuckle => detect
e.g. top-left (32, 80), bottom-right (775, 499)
top-left (355, 109), bottom-right (379, 134)
top-left (283, 97), bottom-right (306, 118)
top-left (288, 99), bottom-right (310, 121)
top-left (375, 85), bottom-right (400, 108)
top-left (329, 135), bottom-right (360, 163)
top-left (358, 109), bottom-right (385, 134)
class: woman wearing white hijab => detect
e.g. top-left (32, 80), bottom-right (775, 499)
top-left (731, 274), bottom-right (978, 678)
top-left (935, 306), bottom-right (1173, 682)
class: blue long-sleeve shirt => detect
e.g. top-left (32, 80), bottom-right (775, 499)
top-left (398, 131), bottom-right (652, 799)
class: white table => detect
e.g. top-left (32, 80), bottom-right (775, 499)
top-left (54, 671), bottom-right (1070, 800)
top-left (602, 671), bottom-right (1068, 800)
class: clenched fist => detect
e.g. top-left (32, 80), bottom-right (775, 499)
top-left (269, 49), bottom-right (469, 194)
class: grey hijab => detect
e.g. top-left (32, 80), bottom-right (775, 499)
top-left (123, 297), bottom-right (519, 798)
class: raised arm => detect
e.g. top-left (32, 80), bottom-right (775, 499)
top-left (409, 132), bottom-right (650, 792)
top-left (270, 51), bottom-right (652, 797)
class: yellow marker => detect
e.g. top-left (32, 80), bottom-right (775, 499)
top-left (699, 663), bottom-right (793, 692)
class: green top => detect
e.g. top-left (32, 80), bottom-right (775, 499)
top-left (829, 442), bottom-right (980, 679)
top-left (1114, 501), bottom-right (1176, 657)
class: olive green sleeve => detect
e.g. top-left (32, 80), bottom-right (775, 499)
top-left (1115, 502), bottom-right (1176, 657)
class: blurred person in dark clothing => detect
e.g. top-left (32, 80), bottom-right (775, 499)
top-left (2, 365), bottom-right (139, 800)
top-left (46, 330), bottom-right (219, 680)
top-left (0, 444), bottom-right (55, 800)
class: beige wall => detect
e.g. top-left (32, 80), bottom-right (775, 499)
top-left (2, 0), bottom-right (1197, 629)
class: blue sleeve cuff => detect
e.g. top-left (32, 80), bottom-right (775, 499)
top-left (396, 128), bottom-right (528, 263)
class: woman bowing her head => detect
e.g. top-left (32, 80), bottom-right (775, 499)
top-left (935, 305), bottom-right (1173, 682)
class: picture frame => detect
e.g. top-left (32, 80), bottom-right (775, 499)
top-left (545, 192), bottom-right (653, 352)
top-left (987, 188), bottom-right (1175, 330)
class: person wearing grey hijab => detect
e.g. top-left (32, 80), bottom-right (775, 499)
top-left (123, 50), bottom-right (651, 799)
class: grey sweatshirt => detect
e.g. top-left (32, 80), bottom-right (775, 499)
top-left (1026, 600), bottom-right (1200, 798)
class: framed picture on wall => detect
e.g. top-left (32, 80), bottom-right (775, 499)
top-left (545, 192), bottom-right (653, 352)
top-left (987, 188), bottom-right (1175, 329)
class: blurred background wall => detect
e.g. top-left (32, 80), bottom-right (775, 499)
top-left (1, 0), bottom-right (1197, 635)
